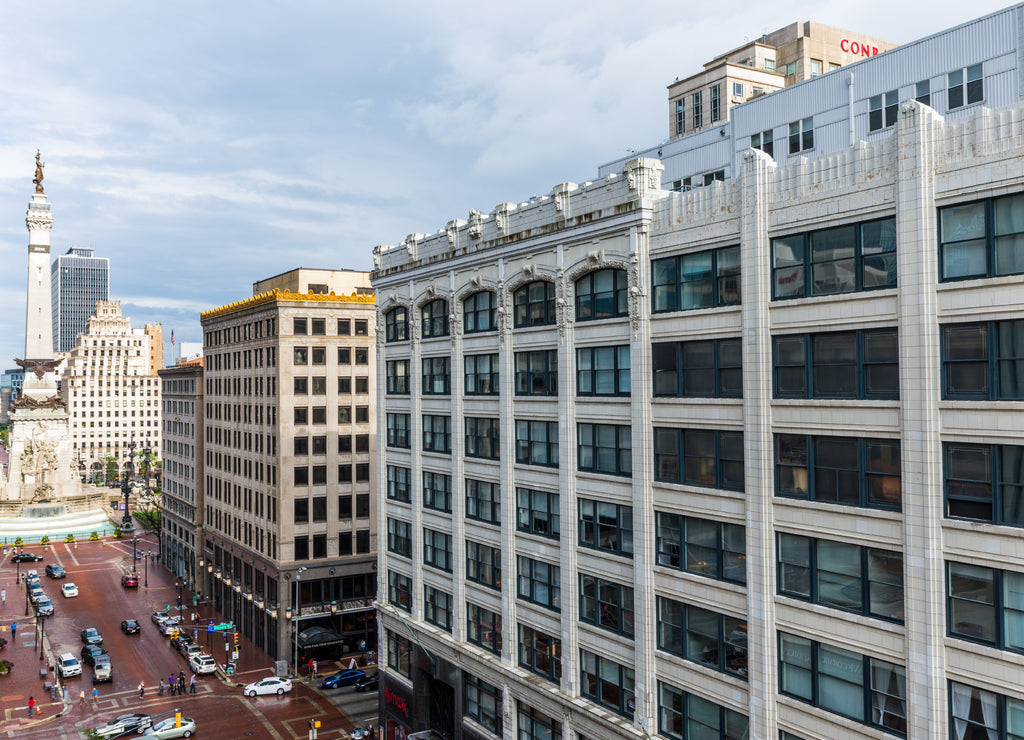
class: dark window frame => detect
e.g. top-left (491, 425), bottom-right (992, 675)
top-left (575, 268), bottom-right (628, 322)
top-left (517, 556), bottom-right (561, 611)
top-left (385, 413), bottom-right (410, 449)
top-left (422, 414), bottom-right (452, 454)
top-left (515, 350), bottom-right (558, 396)
top-left (513, 281), bottom-right (556, 328)
top-left (423, 470), bottom-right (452, 513)
top-left (653, 338), bottom-right (742, 399)
top-left (772, 329), bottom-right (900, 400)
top-left (515, 420), bottom-right (559, 467)
top-left (576, 345), bottom-right (630, 396)
top-left (467, 603), bottom-right (502, 655)
top-left (465, 353), bottom-right (499, 395)
top-left (385, 360), bottom-right (410, 395)
top-left (423, 528), bottom-right (453, 572)
top-left (386, 465), bottom-right (410, 503)
top-left (516, 487), bottom-right (560, 539)
top-left (466, 478), bottom-right (501, 524)
top-left (464, 291), bottom-right (498, 334)
top-left (386, 518), bottom-right (412, 558)
top-left (466, 540), bottom-right (502, 589)
top-left (944, 441), bottom-right (1024, 527)
top-left (655, 511), bottom-right (746, 585)
top-left (578, 498), bottom-right (633, 558)
top-left (518, 625), bottom-right (561, 685)
top-left (652, 246), bottom-right (740, 313)
top-left (421, 355), bottom-right (451, 395)
top-left (654, 427), bottom-right (744, 491)
top-left (421, 299), bottom-right (449, 338)
top-left (579, 573), bottom-right (635, 637)
top-left (655, 596), bottom-right (748, 679)
top-left (578, 423), bottom-right (632, 477)
top-left (465, 418), bottom-right (501, 461)
top-left (385, 306), bottom-right (408, 342)
top-left (579, 649), bottom-right (635, 719)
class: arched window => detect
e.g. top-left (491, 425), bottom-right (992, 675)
top-left (513, 282), bottom-right (556, 328)
top-left (575, 269), bottom-right (628, 321)
top-left (421, 299), bottom-right (449, 338)
top-left (385, 307), bottom-right (408, 342)
top-left (464, 292), bottom-right (497, 333)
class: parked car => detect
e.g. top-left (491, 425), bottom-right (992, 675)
top-left (158, 620), bottom-right (179, 636)
top-left (181, 644), bottom-right (203, 661)
top-left (151, 611), bottom-right (170, 624)
top-left (45, 564), bottom-right (66, 578)
top-left (81, 645), bottom-right (107, 666)
top-left (81, 627), bottom-right (103, 645)
top-left (57, 652), bottom-right (82, 678)
top-left (93, 654), bottom-right (113, 683)
top-left (120, 573), bottom-right (139, 588)
top-left (243, 676), bottom-right (292, 696)
top-left (140, 716), bottom-right (197, 739)
top-left (29, 584), bottom-right (45, 603)
top-left (61, 582), bottom-right (79, 598)
top-left (11, 552), bottom-right (43, 563)
top-left (170, 633), bottom-right (193, 651)
top-left (189, 654), bottom-right (216, 675)
top-left (36, 596), bottom-right (54, 616)
top-left (93, 713), bottom-right (152, 738)
top-left (120, 619), bottom-right (141, 635)
top-left (354, 674), bottom-right (379, 692)
top-left (321, 669), bottom-right (365, 689)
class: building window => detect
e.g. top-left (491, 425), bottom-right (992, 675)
top-left (421, 299), bottom-right (449, 338)
top-left (577, 346), bottom-right (630, 396)
top-left (338, 319), bottom-right (350, 336)
top-left (788, 116), bottom-right (814, 153)
top-left (915, 79), bottom-right (930, 106)
top-left (465, 419), bottom-right (500, 461)
top-left (517, 556), bottom-right (560, 611)
top-left (692, 91), bottom-right (703, 129)
top-left (810, 59), bottom-right (822, 77)
top-left (575, 269), bottom-right (628, 321)
top-left (312, 465), bottom-right (327, 485)
top-left (311, 376), bottom-right (327, 395)
top-left (422, 415), bottom-right (451, 454)
top-left (354, 320), bottom-right (367, 336)
top-left (732, 82), bottom-right (744, 97)
top-left (657, 682), bottom-right (748, 740)
top-left (385, 360), bottom-right (409, 395)
top-left (466, 541), bottom-right (501, 589)
top-left (655, 511), bottom-right (746, 584)
top-left (464, 291), bottom-right (497, 333)
top-left (294, 347), bottom-right (308, 366)
top-left (675, 99), bottom-right (685, 135)
top-left (466, 478), bottom-right (500, 524)
top-left (654, 427), bottom-right (744, 491)
top-left (423, 528), bottom-right (452, 572)
top-left (869, 90), bottom-right (898, 131)
top-left (773, 329), bottom-right (899, 399)
top-left (294, 498), bottom-right (309, 524)
top-left (386, 465), bottom-right (410, 502)
top-left (776, 434), bottom-right (902, 510)
top-left (939, 193), bottom-right (1024, 281)
top-left (785, 61), bottom-right (797, 77)
top-left (386, 630), bottom-right (412, 676)
top-left (338, 348), bottom-right (351, 365)
top-left (944, 442), bottom-right (1024, 526)
top-left (421, 356), bottom-right (450, 395)
top-left (578, 498), bottom-right (633, 557)
top-left (580, 574), bottom-right (634, 637)
top-left (385, 413), bottom-right (410, 449)
top-left (513, 281), bottom-right (556, 327)
top-left (651, 246), bottom-right (740, 312)
top-left (356, 464), bottom-right (369, 483)
top-left (465, 354), bottom-right (499, 395)
top-left (772, 217), bottom-right (897, 299)
top-left (356, 405), bottom-right (368, 423)
top-left (311, 347), bottom-right (326, 365)
top-left (944, 320), bottom-right (1024, 400)
top-left (947, 561), bottom-right (1024, 652)
top-left (518, 626), bottom-right (562, 684)
top-left (294, 407), bottom-right (308, 425)
top-left (710, 84), bottom-right (721, 122)
top-left (385, 307), bottom-right (408, 342)
top-left (751, 130), bottom-right (773, 157)
top-left (311, 318), bottom-right (325, 335)
top-left (423, 470), bottom-right (452, 513)
top-left (515, 420), bottom-right (558, 467)
top-left (293, 318), bottom-right (307, 335)
top-left (387, 518), bottom-right (411, 558)
top-left (294, 377), bottom-right (308, 395)
top-left (778, 533), bottom-right (904, 622)
top-left (778, 632), bottom-right (907, 736)
top-left (516, 487), bottom-right (560, 539)
top-left (580, 649), bottom-right (634, 719)
top-left (464, 674), bottom-right (502, 735)
top-left (653, 339), bottom-right (741, 398)
top-left (515, 350), bottom-right (558, 396)
top-left (467, 603), bottom-right (502, 655)
top-left (948, 63), bottom-right (983, 110)
top-left (764, 58), bottom-right (775, 72)
top-left (294, 536), bottom-right (309, 560)
top-left (656, 597), bottom-right (747, 678)
top-left (578, 423), bottom-right (632, 476)
top-left (295, 436), bottom-right (310, 456)
top-left (294, 466), bottom-right (309, 486)
top-left (355, 348), bottom-right (368, 365)
top-left (950, 680), bottom-right (1024, 739)
top-left (424, 586), bottom-right (453, 633)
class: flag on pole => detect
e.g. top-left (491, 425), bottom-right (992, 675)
top-left (170, 330), bottom-right (175, 346)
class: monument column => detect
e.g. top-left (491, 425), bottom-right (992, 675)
top-left (25, 150), bottom-right (54, 361)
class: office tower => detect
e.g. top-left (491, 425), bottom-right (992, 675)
top-left (51, 246), bottom-right (109, 353)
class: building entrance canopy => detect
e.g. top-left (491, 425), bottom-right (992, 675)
top-left (297, 625), bottom-right (344, 648)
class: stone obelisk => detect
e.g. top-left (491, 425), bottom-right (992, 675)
top-left (1, 152), bottom-right (81, 505)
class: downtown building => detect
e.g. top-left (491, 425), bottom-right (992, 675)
top-left (61, 300), bottom-right (161, 481)
top-left (372, 6), bottom-right (1024, 740)
top-left (199, 268), bottom-right (378, 666)
top-left (51, 246), bottom-right (109, 353)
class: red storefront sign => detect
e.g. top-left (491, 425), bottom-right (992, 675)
top-left (840, 39), bottom-right (884, 57)
top-left (385, 688), bottom-right (409, 719)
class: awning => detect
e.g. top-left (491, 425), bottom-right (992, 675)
top-left (297, 625), bottom-right (345, 648)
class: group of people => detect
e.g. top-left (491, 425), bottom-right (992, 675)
top-left (156, 671), bottom-right (196, 696)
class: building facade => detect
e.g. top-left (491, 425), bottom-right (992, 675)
top-left (200, 268), bottom-right (378, 666)
top-left (145, 324), bottom-right (164, 374)
top-left (158, 357), bottom-right (204, 590)
top-left (51, 246), bottom-right (110, 353)
top-left (60, 300), bottom-right (161, 482)
top-left (373, 7), bottom-right (1024, 740)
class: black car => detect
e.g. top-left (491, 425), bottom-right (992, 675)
top-left (170, 634), bottom-right (193, 652)
top-left (45, 564), bottom-right (66, 578)
top-left (81, 628), bottom-right (103, 645)
top-left (354, 674), bottom-right (379, 692)
top-left (81, 645), bottom-right (107, 666)
top-left (93, 712), bottom-right (151, 738)
top-left (120, 619), bottom-right (141, 635)
top-left (11, 553), bottom-right (43, 563)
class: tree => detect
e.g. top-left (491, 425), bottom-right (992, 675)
top-left (104, 455), bottom-right (119, 484)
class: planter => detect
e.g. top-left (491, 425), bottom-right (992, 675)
top-left (0, 660), bottom-right (13, 675)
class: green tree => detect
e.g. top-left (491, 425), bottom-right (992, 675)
top-left (104, 455), bottom-right (119, 484)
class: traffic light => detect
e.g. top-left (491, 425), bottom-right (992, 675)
top-left (233, 631), bottom-right (239, 646)
top-left (310, 720), bottom-right (321, 729)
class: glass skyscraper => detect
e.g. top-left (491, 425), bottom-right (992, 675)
top-left (51, 247), bottom-right (109, 353)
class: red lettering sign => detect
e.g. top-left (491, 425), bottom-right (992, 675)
top-left (386, 689), bottom-right (409, 719)
top-left (841, 39), bottom-right (883, 57)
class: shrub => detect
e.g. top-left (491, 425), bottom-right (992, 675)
top-left (13, 537), bottom-right (23, 547)
top-left (0, 660), bottom-right (12, 675)
top-left (64, 534), bottom-right (75, 544)
top-left (39, 536), bottom-right (50, 546)
top-left (89, 531), bottom-right (100, 541)
top-left (113, 526), bottom-right (121, 539)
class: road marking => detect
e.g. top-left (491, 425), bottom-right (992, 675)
top-left (60, 543), bottom-right (79, 567)
top-left (237, 695), bottom-right (288, 740)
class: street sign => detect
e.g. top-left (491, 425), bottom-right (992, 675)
top-left (210, 622), bottom-right (234, 632)
top-left (207, 625), bottom-right (214, 633)
top-left (224, 642), bottom-right (229, 652)
top-left (232, 650), bottom-right (238, 660)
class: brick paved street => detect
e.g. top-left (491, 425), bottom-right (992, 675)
top-left (0, 531), bottom-right (375, 739)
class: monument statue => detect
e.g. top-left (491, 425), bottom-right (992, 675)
top-left (33, 149), bottom-right (44, 194)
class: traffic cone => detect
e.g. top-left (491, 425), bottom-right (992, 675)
top-left (35, 707), bottom-right (41, 715)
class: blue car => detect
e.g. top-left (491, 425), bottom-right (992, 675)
top-left (321, 669), bottom-right (365, 689)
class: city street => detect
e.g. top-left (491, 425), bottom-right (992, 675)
top-left (0, 533), bottom-right (377, 739)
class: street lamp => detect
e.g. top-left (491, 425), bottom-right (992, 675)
top-left (176, 580), bottom-right (183, 612)
top-left (15, 547), bottom-right (22, 585)
top-left (292, 566), bottom-right (307, 677)
top-left (145, 549), bottom-right (151, 587)
top-left (132, 537), bottom-right (139, 573)
top-left (38, 613), bottom-right (46, 661)
top-left (120, 441), bottom-right (137, 534)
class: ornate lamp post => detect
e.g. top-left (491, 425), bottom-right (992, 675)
top-left (145, 549), bottom-right (151, 587)
top-left (292, 566), bottom-right (307, 677)
top-left (120, 441), bottom-right (137, 534)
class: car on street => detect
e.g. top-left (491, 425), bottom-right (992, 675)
top-left (170, 634), bottom-right (192, 651)
top-left (61, 582), bottom-right (79, 598)
top-left (81, 627), bottom-right (103, 645)
top-left (140, 716), bottom-right (197, 738)
top-left (189, 654), bottom-right (216, 675)
top-left (151, 611), bottom-right (170, 623)
top-left (120, 619), bottom-right (141, 635)
top-left (93, 713), bottom-right (152, 738)
top-left (93, 654), bottom-right (113, 683)
top-left (11, 552), bottom-right (43, 563)
top-left (243, 676), bottom-right (292, 696)
top-left (121, 573), bottom-right (139, 588)
top-left (321, 669), bottom-right (365, 689)
top-left (57, 652), bottom-right (82, 678)
top-left (25, 572), bottom-right (41, 586)
top-left (45, 563), bottom-right (66, 578)
top-left (29, 584), bottom-right (45, 602)
top-left (36, 596), bottom-right (54, 616)
top-left (81, 645), bottom-right (107, 666)
top-left (158, 620), bottom-right (180, 636)
top-left (181, 644), bottom-right (204, 661)
top-left (354, 674), bottom-right (379, 692)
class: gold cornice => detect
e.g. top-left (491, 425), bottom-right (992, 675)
top-left (201, 289), bottom-right (376, 320)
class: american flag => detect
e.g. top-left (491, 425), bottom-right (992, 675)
top-left (170, 330), bottom-right (175, 346)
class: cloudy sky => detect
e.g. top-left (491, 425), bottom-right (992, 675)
top-left (0, 0), bottom-right (1013, 366)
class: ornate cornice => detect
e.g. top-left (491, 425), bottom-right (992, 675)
top-left (201, 289), bottom-right (375, 320)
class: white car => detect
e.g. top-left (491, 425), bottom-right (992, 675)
top-left (189, 654), bottom-right (217, 675)
top-left (61, 582), bottom-right (79, 598)
top-left (157, 620), bottom-right (179, 636)
top-left (36, 596), bottom-right (54, 616)
top-left (57, 652), bottom-right (82, 678)
top-left (243, 676), bottom-right (292, 696)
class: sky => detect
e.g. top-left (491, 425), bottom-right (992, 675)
top-left (0, 0), bottom-right (1015, 367)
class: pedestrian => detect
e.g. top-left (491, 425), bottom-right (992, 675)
top-left (158, 679), bottom-right (164, 696)
top-left (359, 639), bottom-right (366, 656)
top-left (1, 587), bottom-right (6, 604)
top-left (368, 724), bottom-right (375, 740)
top-left (11, 623), bottom-right (16, 639)
top-left (79, 688), bottom-right (86, 707)
top-left (179, 671), bottom-right (185, 692)
top-left (28, 696), bottom-right (34, 717)
top-left (189, 675), bottom-right (196, 694)
top-left (92, 686), bottom-right (99, 707)
top-left (138, 681), bottom-right (145, 698)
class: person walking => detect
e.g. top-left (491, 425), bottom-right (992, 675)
top-left (27, 696), bottom-right (34, 717)
top-left (92, 686), bottom-right (99, 708)
top-left (169, 673), bottom-right (175, 694)
top-left (309, 658), bottom-right (317, 680)
top-left (1, 587), bottom-right (6, 605)
top-left (11, 623), bottom-right (16, 640)
top-left (79, 689), bottom-right (86, 707)
top-left (138, 681), bottom-right (145, 698)
top-left (189, 674), bottom-right (196, 694)
top-left (178, 671), bottom-right (186, 694)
